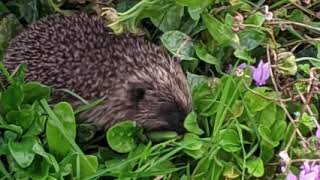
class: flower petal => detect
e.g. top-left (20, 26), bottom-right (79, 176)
top-left (287, 171), bottom-right (298, 180)
top-left (316, 127), bottom-right (320, 139)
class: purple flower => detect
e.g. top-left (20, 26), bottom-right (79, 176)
top-left (299, 161), bottom-right (320, 180)
top-left (238, 63), bottom-right (247, 69)
top-left (226, 63), bottom-right (247, 74)
top-left (287, 171), bottom-right (297, 180)
top-left (251, 60), bottom-right (270, 86)
top-left (316, 127), bottom-right (320, 139)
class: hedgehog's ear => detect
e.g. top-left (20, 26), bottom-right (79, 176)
top-left (130, 87), bottom-right (146, 103)
top-left (173, 56), bottom-right (182, 64)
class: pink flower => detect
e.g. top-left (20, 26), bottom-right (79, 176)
top-left (287, 171), bottom-right (297, 180)
top-left (251, 60), bottom-right (270, 86)
top-left (316, 127), bottom-right (320, 139)
top-left (299, 161), bottom-right (320, 180)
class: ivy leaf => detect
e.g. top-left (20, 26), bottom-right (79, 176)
top-left (202, 13), bottom-right (239, 47)
top-left (239, 28), bottom-right (266, 51)
top-left (161, 31), bottom-right (196, 60)
top-left (234, 48), bottom-right (254, 63)
top-left (150, 5), bottom-right (184, 32)
top-left (194, 42), bottom-right (220, 65)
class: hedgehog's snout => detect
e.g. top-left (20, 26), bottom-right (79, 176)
top-left (156, 102), bottom-right (189, 134)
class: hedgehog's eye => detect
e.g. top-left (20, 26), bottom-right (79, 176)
top-left (130, 87), bottom-right (145, 103)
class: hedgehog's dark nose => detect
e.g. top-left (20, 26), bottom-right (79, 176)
top-left (158, 104), bottom-right (188, 135)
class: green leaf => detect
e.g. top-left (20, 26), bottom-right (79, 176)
top-left (202, 13), bottom-right (239, 47)
top-left (23, 82), bottom-right (51, 104)
top-left (188, 7), bottom-right (203, 20)
top-left (244, 12), bottom-right (265, 26)
top-left (161, 31), bottom-right (196, 60)
top-left (32, 143), bottom-right (59, 173)
top-left (271, 120), bottom-right (287, 142)
top-left (234, 49), bottom-right (254, 62)
top-left (219, 129), bottom-right (241, 152)
top-left (316, 43), bottom-right (320, 59)
top-left (0, 2), bottom-right (10, 16)
top-left (24, 115), bottom-right (47, 137)
top-left (288, 9), bottom-right (310, 23)
top-left (106, 121), bottom-right (140, 153)
top-left (179, 133), bottom-right (203, 150)
top-left (231, 100), bottom-right (244, 118)
top-left (176, 0), bottom-right (212, 8)
top-left (186, 72), bottom-right (209, 93)
top-left (183, 146), bottom-right (206, 159)
top-left (146, 131), bottom-right (178, 142)
top-left (258, 126), bottom-right (279, 148)
top-left (239, 28), bottom-right (266, 51)
top-left (150, 5), bottom-right (184, 32)
top-left (259, 103), bottom-right (276, 127)
top-left (300, 113), bottom-right (316, 130)
top-left (194, 42), bottom-right (220, 65)
top-left (180, 17), bottom-right (200, 34)
top-left (260, 144), bottom-right (274, 162)
top-left (0, 83), bottom-right (24, 112)
top-left (8, 137), bottom-right (37, 168)
top-left (246, 157), bottom-right (264, 177)
top-left (75, 155), bottom-right (99, 178)
top-left (243, 87), bottom-right (273, 112)
top-left (46, 102), bottom-right (76, 159)
top-left (0, 14), bottom-right (23, 59)
top-left (223, 164), bottom-right (240, 179)
top-left (183, 111), bottom-right (204, 135)
top-left (6, 0), bottom-right (45, 23)
top-left (25, 155), bottom-right (50, 180)
top-left (6, 107), bottom-right (35, 131)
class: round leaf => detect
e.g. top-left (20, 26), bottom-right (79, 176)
top-left (246, 157), bottom-right (264, 177)
top-left (106, 121), bottom-right (140, 153)
top-left (219, 129), bottom-right (241, 152)
top-left (8, 137), bottom-right (37, 168)
top-left (178, 133), bottom-right (203, 150)
top-left (183, 111), bottom-right (204, 135)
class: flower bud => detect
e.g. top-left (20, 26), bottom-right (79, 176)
top-left (277, 52), bottom-right (297, 76)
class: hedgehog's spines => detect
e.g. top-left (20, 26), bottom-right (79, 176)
top-left (4, 12), bottom-right (192, 133)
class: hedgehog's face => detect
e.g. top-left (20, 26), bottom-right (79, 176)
top-left (125, 71), bottom-right (192, 134)
top-left (126, 86), bottom-right (191, 134)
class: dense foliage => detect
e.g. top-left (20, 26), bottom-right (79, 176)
top-left (1, 0), bottom-right (320, 179)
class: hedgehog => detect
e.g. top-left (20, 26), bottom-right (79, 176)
top-left (3, 12), bottom-right (192, 134)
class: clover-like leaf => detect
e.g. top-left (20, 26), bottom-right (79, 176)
top-left (107, 121), bottom-right (141, 153)
top-left (219, 129), bottom-right (241, 152)
top-left (184, 111), bottom-right (204, 135)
